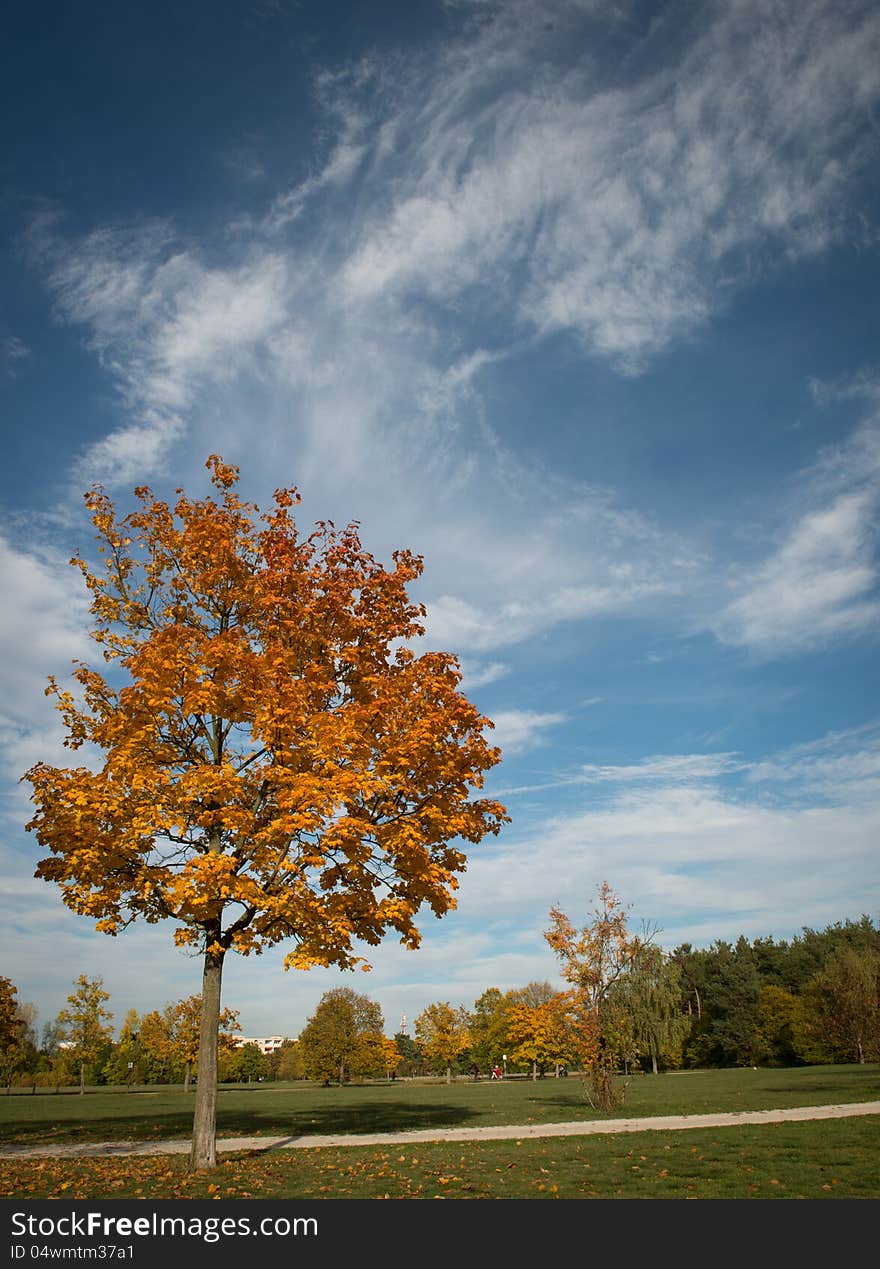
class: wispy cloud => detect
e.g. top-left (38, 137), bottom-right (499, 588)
top-left (488, 709), bottom-right (566, 755)
top-left (1, 335), bottom-right (30, 377)
top-left (579, 752), bottom-right (745, 783)
top-left (457, 659), bottom-right (510, 690)
top-left (337, 0), bottom-right (880, 368)
top-left (30, 216), bottom-right (289, 487)
top-left (424, 572), bottom-right (678, 652)
top-left (0, 536), bottom-right (91, 723)
top-left (746, 723), bottom-right (880, 801)
top-left (714, 380), bottom-right (880, 653)
top-left (0, 535), bottom-right (95, 826)
top-left (716, 488), bottom-right (880, 652)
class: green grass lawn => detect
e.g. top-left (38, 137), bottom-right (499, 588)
top-left (2, 1117), bottom-right (877, 1199)
top-left (2, 1066), bottom-right (878, 1200)
top-left (1, 1063), bottom-right (878, 1148)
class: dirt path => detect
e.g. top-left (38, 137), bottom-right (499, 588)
top-left (2, 1100), bottom-right (879, 1159)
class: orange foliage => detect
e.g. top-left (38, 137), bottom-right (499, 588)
top-left (544, 882), bottom-right (647, 1088)
top-left (507, 993), bottom-right (576, 1071)
top-left (24, 456), bottom-right (508, 969)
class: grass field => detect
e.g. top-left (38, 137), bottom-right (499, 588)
top-left (2, 1065), bottom-right (878, 1199)
top-left (2, 1063), bottom-right (879, 1147)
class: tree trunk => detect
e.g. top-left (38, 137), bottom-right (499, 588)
top-left (184, 1059), bottom-right (191, 1093)
top-left (339, 1057), bottom-right (345, 1087)
top-left (651, 1053), bottom-right (658, 1075)
top-left (189, 949), bottom-right (224, 1172)
top-left (532, 1061), bottom-right (537, 1082)
top-left (79, 1061), bottom-right (85, 1095)
top-left (446, 1065), bottom-right (451, 1084)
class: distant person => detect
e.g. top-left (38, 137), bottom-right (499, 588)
top-left (491, 1064), bottom-right (502, 1080)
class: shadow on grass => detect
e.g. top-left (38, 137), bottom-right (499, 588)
top-left (524, 1095), bottom-right (591, 1112)
top-left (0, 1100), bottom-right (480, 1147)
top-left (241, 1101), bottom-right (479, 1140)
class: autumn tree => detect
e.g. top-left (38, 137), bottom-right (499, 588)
top-left (509, 980), bottom-right (556, 1009)
top-left (815, 945), bottom-right (880, 1064)
top-left (298, 987), bottom-right (384, 1085)
top-left (351, 1031), bottom-right (401, 1079)
top-left (119, 996), bottom-right (238, 1089)
top-left (378, 1034), bottom-right (403, 1078)
top-left (164, 995), bottom-right (240, 1092)
top-left (15, 1003), bottom-right (39, 1086)
top-left (57, 975), bottom-right (114, 1094)
top-left (755, 984), bottom-right (801, 1067)
top-left (545, 882), bottom-right (650, 1109)
top-left (137, 1008), bottom-right (175, 1083)
top-left (274, 1040), bottom-right (304, 1081)
top-left (24, 456), bottom-right (507, 1169)
top-left (0, 977), bottom-right (33, 1087)
top-left (507, 992), bottom-right (575, 1079)
top-left (102, 1009), bottom-right (143, 1086)
top-left (468, 988), bottom-right (512, 1072)
top-left (35, 1020), bottom-right (69, 1090)
top-left (414, 1002), bottom-right (471, 1082)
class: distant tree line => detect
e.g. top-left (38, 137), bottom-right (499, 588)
top-left (672, 916), bottom-right (880, 1069)
top-left (0, 976), bottom-right (250, 1091)
top-left (2, 909), bottom-right (877, 1091)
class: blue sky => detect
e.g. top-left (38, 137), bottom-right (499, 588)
top-left (2, 0), bottom-right (879, 1043)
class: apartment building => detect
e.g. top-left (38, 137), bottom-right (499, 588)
top-left (232, 1035), bottom-right (287, 1055)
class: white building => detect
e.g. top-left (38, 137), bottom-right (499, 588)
top-left (233, 1035), bottom-right (287, 1055)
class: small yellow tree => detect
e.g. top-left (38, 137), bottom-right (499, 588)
top-left (57, 975), bottom-right (113, 1095)
top-left (351, 1031), bottom-right (401, 1079)
top-left (414, 1002), bottom-right (471, 1083)
top-left (507, 993), bottom-right (575, 1079)
top-left (102, 1009), bottom-right (142, 1085)
top-left (164, 995), bottom-right (241, 1091)
top-left (545, 882), bottom-right (650, 1109)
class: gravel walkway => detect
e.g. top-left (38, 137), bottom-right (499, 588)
top-left (2, 1100), bottom-right (879, 1159)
